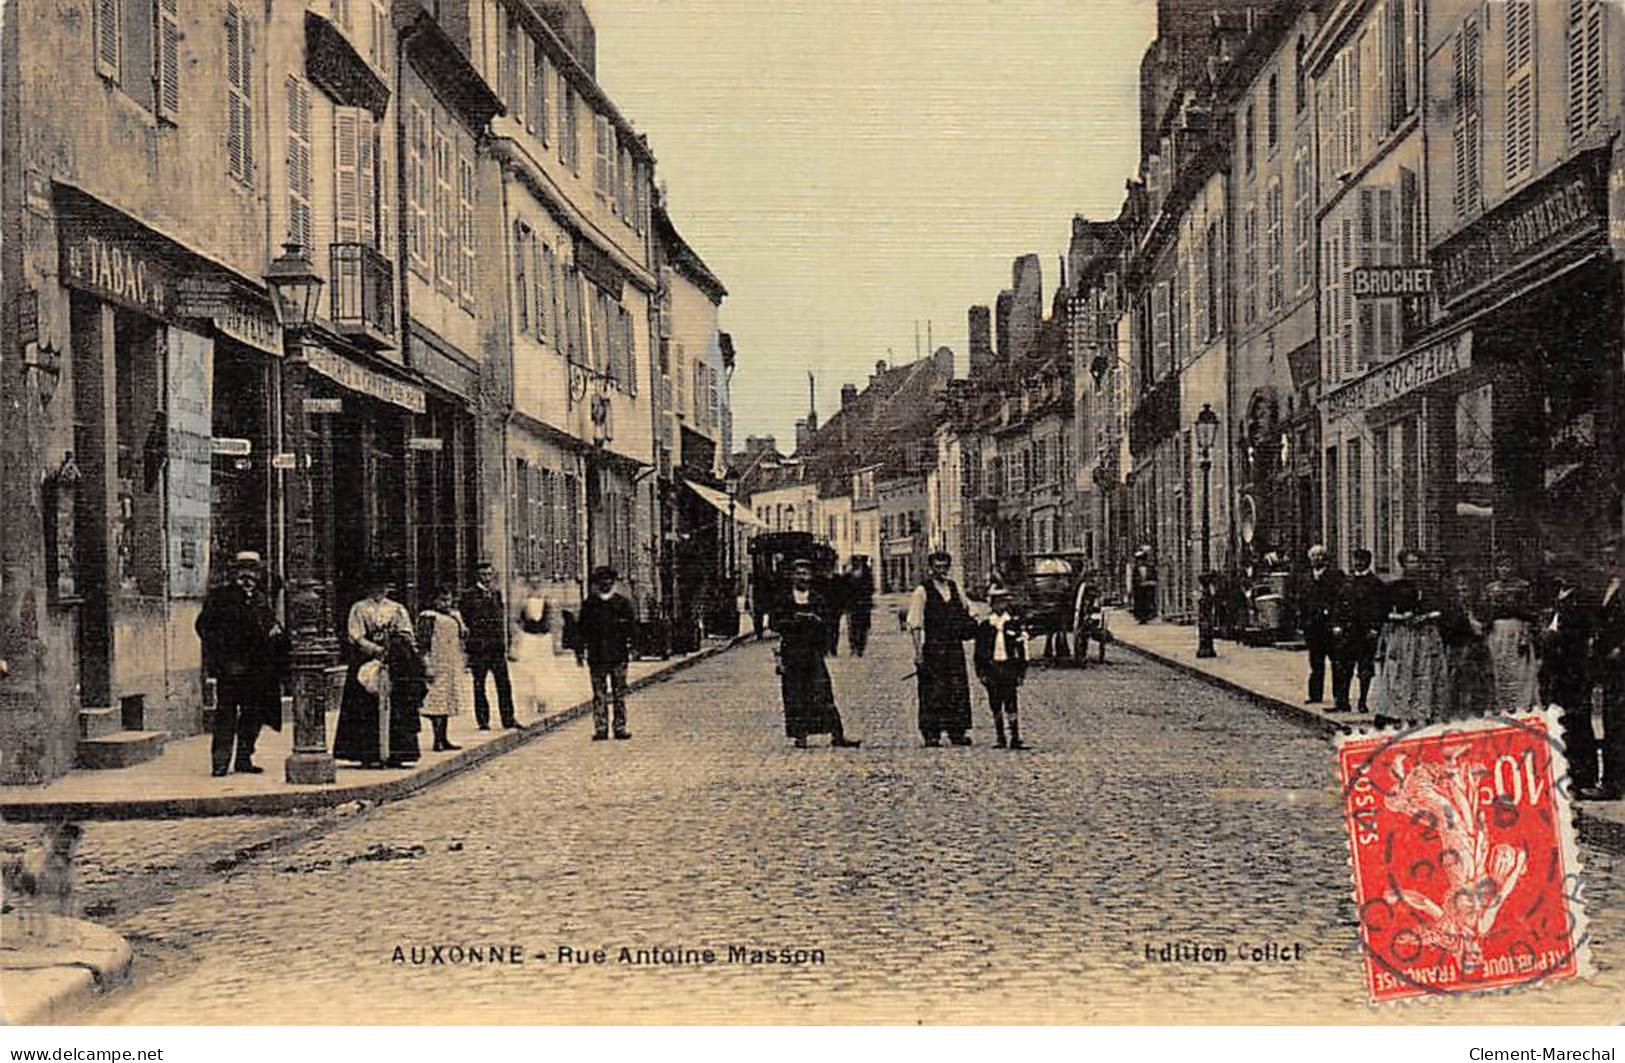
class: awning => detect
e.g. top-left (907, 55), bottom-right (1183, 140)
top-left (684, 478), bottom-right (768, 529)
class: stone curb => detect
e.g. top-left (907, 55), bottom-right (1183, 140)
top-left (0, 636), bottom-right (750, 823)
top-left (1113, 634), bottom-right (1625, 857)
top-left (0, 915), bottom-right (133, 1026)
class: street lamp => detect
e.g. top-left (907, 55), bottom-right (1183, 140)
top-left (724, 469), bottom-right (742, 637)
top-left (266, 243), bottom-right (337, 785)
top-left (1195, 402), bottom-right (1220, 659)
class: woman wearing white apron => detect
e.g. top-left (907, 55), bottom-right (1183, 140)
top-left (511, 586), bottom-right (555, 717)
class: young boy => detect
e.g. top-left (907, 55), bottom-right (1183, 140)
top-left (973, 585), bottom-right (1028, 750)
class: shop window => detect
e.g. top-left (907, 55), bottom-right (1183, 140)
top-left (114, 313), bottom-right (166, 599)
top-left (1455, 385), bottom-right (1493, 485)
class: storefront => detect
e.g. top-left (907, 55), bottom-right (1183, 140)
top-left (52, 185), bottom-right (281, 745)
top-left (406, 324), bottom-right (481, 609)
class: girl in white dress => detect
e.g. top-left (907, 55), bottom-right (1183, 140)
top-left (417, 587), bottom-right (467, 752)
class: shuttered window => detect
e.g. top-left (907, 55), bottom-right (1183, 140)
top-left (618, 144), bottom-right (632, 221)
top-left (594, 114), bottom-right (612, 199)
top-left (96, 0), bottom-right (123, 82)
top-left (1151, 282), bottom-right (1171, 381)
top-left (512, 458), bottom-right (530, 575)
top-left (458, 149), bottom-right (477, 308)
top-left (285, 77), bottom-right (312, 250)
top-left (533, 52), bottom-right (550, 146)
top-left (333, 108), bottom-right (375, 246)
top-left (622, 307), bottom-right (638, 396)
top-left (545, 246), bottom-right (561, 351)
top-left (407, 105), bottom-right (430, 275)
top-left (1266, 178), bottom-right (1283, 312)
top-left (1505, 2), bottom-right (1536, 186)
top-left (434, 120), bottom-right (454, 287)
top-left (1293, 147), bottom-right (1313, 293)
top-left (1451, 14), bottom-right (1483, 217)
top-left (513, 223), bottom-right (531, 334)
top-left (1566, 0), bottom-right (1606, 147)
top-left (226, 5), bottom-right (255, 184)
top-left (155, 0), bottom-right (180, 121)
top-left (1240, 204), bottom-right (1257, 325)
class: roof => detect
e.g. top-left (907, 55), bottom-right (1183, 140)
top-left (655, 205), bottom-right (727, 303)
top-left (795, 357), bottom-right (949, 493)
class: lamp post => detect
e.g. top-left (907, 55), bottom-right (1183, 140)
top-left (266, 244), bottom-right (337, 784)
top-left (1195, 402), bottom-right (1219, 659)
top-left (724, 469), bottom-right (741, 636)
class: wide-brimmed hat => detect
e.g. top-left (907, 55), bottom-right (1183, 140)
top-left (231, 550), bottom-right (263, 569)
top-left (987, 584), bottom-right (1011, 599)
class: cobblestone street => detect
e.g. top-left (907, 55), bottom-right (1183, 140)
top-left (55, 610), bottom-right (1625, 1023)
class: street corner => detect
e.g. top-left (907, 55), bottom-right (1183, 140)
top-left (0, 913), bottom-right (133, 1025)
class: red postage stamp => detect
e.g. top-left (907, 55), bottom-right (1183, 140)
top-left (1336, 711), bottom-right (1592, 1004)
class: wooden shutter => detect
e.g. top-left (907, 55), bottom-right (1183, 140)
top-left (516, 224), bottom-right (532, 333)
top-left (513, 459), bottom-right (529, 575)
top-left (1505, 2), bottom-right (1535, 185)
top-left (96, 0), bottom-right (122, 81)
top-left (434, 120), bottom-right (453, 284)
top-left (285, 77), bottom-right (312, 249)
top-left (408, 106), bottom-right (429, 271)
top-left (459, 149), bottom-right (477, 304)
top-left (156, 0), bottom-right (180, 121)
top-left (536, 55), bottom-right (551, 146)
top-left (227, 7), bottom-right (246, 179)
top-left (544, 246), bottom-right (560, 348)
top-left (376, 123), bottom-right (392, 258)
top-left (335, 108), bottom-right (362, 244)
top-left (359, 112), bottom-right (378, 249)
top-left (594, 115), bottom-right (611, 197)
top-left (1450, 16), bottom-right (1483, 216)
top-left (1567, 0), bottom-right (1606, 146)
top-left (623, 307), bottom-right (637, 396)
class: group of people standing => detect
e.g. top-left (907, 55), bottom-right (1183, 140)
top-left (755, 557), bottom-right (875, 657)
top-left (1296, 540), bottom-right (1624, 802)
top-left (773, 550), bottom-right (1034, 751)
top-left (197, 554), bottom-right (641, 777)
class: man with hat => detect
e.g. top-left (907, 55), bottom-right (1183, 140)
top-left (575, 566), bottom-right (638, 741)
top-left (774, 558), bottom-right (861, 749)
top-left (1582, 532), bottom-right (1625, 800)
top-left (460, 559), bottom-right (519, 730)
top-left (195, 551), bottom-right (287, 776)
top-left (906, 550), bottom-right (977, 746)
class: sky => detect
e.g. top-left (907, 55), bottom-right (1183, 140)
top-left (587, 0), bottom-right (1158, 450)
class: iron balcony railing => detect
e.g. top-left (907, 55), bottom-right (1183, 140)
top-left (329, 242), bottom-right (395, 344)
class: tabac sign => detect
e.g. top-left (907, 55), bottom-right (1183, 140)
top-left (1323, 332), bottom-right (1473, 422)
top-left (61, 230), bottom-right (172, 317)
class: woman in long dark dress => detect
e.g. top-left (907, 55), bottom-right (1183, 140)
top-left (1484, 553), bottom-right (1540, 712)
top-left (774, 560), bottom-right (861, 749)
top-left (334, 574), bottom-right (422, 768)
top-left (1372, 549), bottom-right (1450, 724)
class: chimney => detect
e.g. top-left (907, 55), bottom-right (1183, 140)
top-left (795, 419), bottom-right (810, 452)
top-left (933, 346), bottom-right (954, 380)
top-left (841, 383), bottom-right (859, 408)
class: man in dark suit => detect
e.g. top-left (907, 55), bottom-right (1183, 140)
top-left (575, 566), bottom-right (638, 741)
top-left (1583, 535), bottom-right (1625, 800)
top-left (1300, 544), bottom-right (1346, 706)
top-left (1541, 572), bottom-right (1595, 796)
top-left (196, 551), bottom-right (287, 776)
top-left (460, 559), bottom-right (518, 730)
top-left (1334, 547), bottom-right (1385, 713)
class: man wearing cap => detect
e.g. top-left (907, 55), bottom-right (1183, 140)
top-left (195, 551), bottom-right (287, 776)
top-left (575, 566), bottom-right (638, 741)
top-left (774, 558), bottom-right (861, 749)
top-left (1582, 534), bottom-right (1625, 800)
top-left (461, 559), bottom-right (519, 730)
top-left (907, 550), bottom-right (977, 746)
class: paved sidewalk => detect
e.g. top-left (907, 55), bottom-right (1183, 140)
top-left (0, 914), bottom-right (132, 1025)
top-left (0, 635), bottom-right (748, 822)
top-left (1105, 609), bottom-right (1625, 849)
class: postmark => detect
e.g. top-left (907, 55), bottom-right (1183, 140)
top-left (1336, 710), bottom-right (1592, 1004)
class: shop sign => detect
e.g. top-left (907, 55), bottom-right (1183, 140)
top-left (271, 452), bottom-right (297, 470)
top-left (1352, 266), bottom-right (1433, 299)
top-left (15, 289), bottom-right (38, 348)
top-left (407, 437), bottom-right (444, 452)
top-left (304, 397), bottom-right (343, 415)
top-left (306, 347), bottom-right (425, 413)
top-left (1324, 331), bottom-right (1473, 422)
top-left (61, 230), bottom-right (172, 317)
top-left (176, 278), bottom-right (283, 356)
top-left (1434, 151), bottom-right (1607, 306)
top-left (212, 437), bottom-right (252, 456)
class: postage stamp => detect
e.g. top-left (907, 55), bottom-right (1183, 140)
top-left (1336, 710), bottom-right (1593, 1004)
